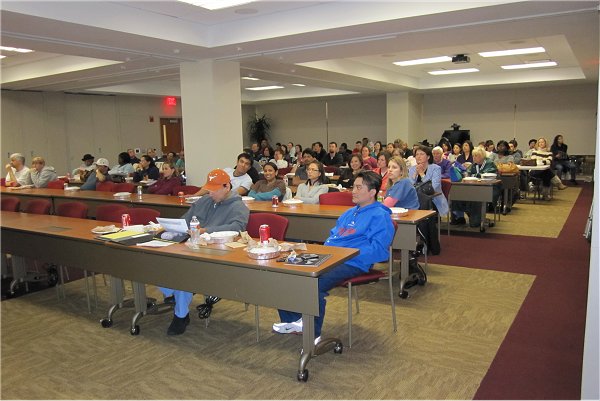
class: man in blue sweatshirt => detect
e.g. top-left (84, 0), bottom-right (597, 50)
top-left (273, 171), bottom-right (395, 341)
top-left (161, 168), bottom-right (249, 336)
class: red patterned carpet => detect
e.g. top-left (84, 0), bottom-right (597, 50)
top-left (429, 181), bottom-right (593, 400)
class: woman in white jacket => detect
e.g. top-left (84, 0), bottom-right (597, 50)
top-left (295, 161), bottom-right (329, 204)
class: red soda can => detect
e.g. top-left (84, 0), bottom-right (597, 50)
top-left (121, 213), bottom-right (131, 227)
top-left (259, 224), bottom-right (270, 243)
top-left (271, 195), bottom-right (279, 207)
top-left (178, 191), bottom-right (185, 204)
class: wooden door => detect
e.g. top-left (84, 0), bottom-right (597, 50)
top-left (160, 118), bottom-right (182, 154)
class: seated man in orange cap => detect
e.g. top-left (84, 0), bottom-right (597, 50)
top-left (160, 169), bottom-right (249, 335)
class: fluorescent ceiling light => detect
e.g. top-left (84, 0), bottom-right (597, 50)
top-left (0, 55), bottom-right (5, 59)
top-left (428, 68), bottom-right (479, 75)
top-left (393, 56), bottom-right (451, 66)
top-left (0, 46), bottom-right (33, 53)
top-left (292, 83), bottom-right (306, 87)
top-left (242, 76), bottom-right (259, 80)
top-left (501, 61), bottom-right (557, 70)
top-left (245, 85), bottom-right (284, 91)
top-left (479, 47), bottom-right (545, 58)
top-left (177, 0), bottom-right (255, 10)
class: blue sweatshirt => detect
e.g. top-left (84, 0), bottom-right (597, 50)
top-left (324, 201), bottom-right (395, 272)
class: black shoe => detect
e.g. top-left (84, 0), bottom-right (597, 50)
top-left (450, 216), bottom-right (466, 225)
top-left (163, 295), bottom-right (175, 305)
top-left (167, 314), bottom-right (190, 335)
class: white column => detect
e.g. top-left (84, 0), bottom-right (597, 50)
top-left (386, 92), bottom-right (424, 146)
top-left (180, 60), bottom-right (242, 186)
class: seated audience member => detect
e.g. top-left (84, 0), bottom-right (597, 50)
top-left (339, 142), bottom-right (352, 164)
top-left (451, 147), bottom-right (499, 227)
top-left (80, 158), bottom-right (111, 190)
top-left (398, 140), bottom-right (413, 159)
top-left (373, 151), bottom-right (391, 192)
top-left (108, 152), bottom-right (135, 180)
top-left (448, 143), bottom-right (462, 163)
top-left (147, 148), bottom-right (159, 161)
top-left (273, 171), bottom-right (395, 340)
top-left (312, 142), bottom-right (327, 162)
top-left (250, 143), bottom-right (261, 161)
top-left (194, 153), bottom-right (254, 196)
top-left (495, 140), bottom-right (514, 164)
top-left (287, 142), bottom-right (296, 162)
top-left (409, 145), bottom-right (449, 216)
top-left (242, 148), bottom-right (262, 184)
top-left (530, 137), bottom-right (567, 198)
top-left (370, 141), bottom-right (382, 158)
top-left (175, 149), bottom-right (185, 174)
top-left (4, 153), bottom-right (30, 187)
top-left (383, 156), bottom-right (419, 210)
top-left (291, 149), bottom-right (316, 186)
top-left (551, 134), bottom-right (577, 184)
top-left (386, 142), bottom-right (395, 154)
top-left (27, 157), bottom-right (58, 188)
top-left (259, 147), bottom-right (272, 166)
top-left (523, 138), bottom-right (538, 158)
top-left (132, 155), bottom-right (160, 183)
top-left (270, 149), bottom-right (289, 169)
top-left (128, 149), bottom-right (140, 164)
top-left (72, 154), bottom-right (96, 177)
top-left (280, 144), bottom-right (292, 165)
top-left (295, 161), bottom-right (329, 204)
top-left (338, 154), bottom-right (364, 189)
top-left (322, 142), bottom-right (343, 167)
top-left (361, 146), bottom-right (377, 170)
top-left (352, 140), bottom-right (362, 154)
top-left (432, 146), bottom-right (453, 179)
top-left (160, 169), bottom-right (249, 335)
top-left (293, 144), bottom-right (303, 163)
top-left (247, 162), bottom-right (287, 201)
top-left (147, 162), bottom-right (182, 195)
top-left (457, 140), bottom-right (474, 168)
top-left (438, 137), bottom-right (452, 159)
top-left (508, 139), bottom-right (523, 164)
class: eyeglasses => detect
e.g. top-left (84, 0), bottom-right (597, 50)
top-left (306, 168), bottom-right (319, 172)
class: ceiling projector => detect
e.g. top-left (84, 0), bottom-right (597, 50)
top-left (452, 54), bottom-right (470, 63)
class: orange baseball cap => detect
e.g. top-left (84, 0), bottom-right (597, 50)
top-left (202, 169), bottom-right (231, 191)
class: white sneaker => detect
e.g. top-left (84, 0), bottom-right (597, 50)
top-left (314, 336), bottom-right (321, 345)
top-left (272, 318), bottom-right (302, 334)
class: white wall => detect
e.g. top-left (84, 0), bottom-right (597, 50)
top-left (422, 84), bottom-right (597, 154)
top-left (1, 91), bottom-right (181, 174)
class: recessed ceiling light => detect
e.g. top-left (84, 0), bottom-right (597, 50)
top-left (479, 46), bottom-right (545, 57)
top-left (0, 46), bottom-right (33, 53)
top-left (501, 61), bottom-right (557, 70)
top-left (242, 76), bottom-right (259, 81)
top-left (292, 83), bottom-right (305, 87)
top-left (393, 56), bottom-right (452, 66)
top-left (245, 85), bottom-right (284, 91)
top-left (428, 68), bottom-right (479, 75)
top-left (177, 0), bottom-right (254, 10)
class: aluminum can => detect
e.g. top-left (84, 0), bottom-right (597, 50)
top-left (63, 182), bottom-right (68, 190)
top-left (259, 224), bottom-right (270, 243)
top-left (271, 195), bottom-right (279, 207)
top-left (178, 191), bottom-right (185, 204)
top-left (121, 213), bottom-right (131, 227)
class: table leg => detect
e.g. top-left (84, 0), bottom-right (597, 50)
top-left (398, 249), bottom-right (409, 298)
top-left (100, 277), bottom-right (125, 328)
top-left (297, 313), bottom-right (343, 382)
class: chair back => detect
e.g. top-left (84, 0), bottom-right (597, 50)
top-left (247, 213), bottom-right (289, 240)
top-left (0, 178), bottom-right (5, 187)
top-left (1, 197), bottom-right (20, 211)
top-left (172, 185), bottom-right (200, 195)
top-left (324, 166), bottom-right (339, 174)
top-left (319, 191), bottom-right (354, 206)
top-left (23, 199), bottom-right (52, 215)
top-left (96, 181), bottom-right (116, 192)
top-left (126, 207), bottom-right (161, 225)
top-left (113, 182), bottom-right (135, 193)
top-left (96, 204), bottom-right (129, 223)
top-left (277, 167), bottom-right (292, 178)
top-left (56, 201), bottom-right (88, 219)
top-left (47, 179), bottom-right (66, 189)
top-left (441, 178), bottom-right (451, 200)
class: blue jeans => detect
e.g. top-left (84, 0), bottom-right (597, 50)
top-left (159, 288), bottom-right (193, 318)
top-left (277, 263), bottom-right (364, 338)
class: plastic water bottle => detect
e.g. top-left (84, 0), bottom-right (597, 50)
top-left (190, 216), bottom-right (200, 245)
top-left (377, 190), bottom-right (384, 203)
top-left (136, 185), bottom-right (143, 200)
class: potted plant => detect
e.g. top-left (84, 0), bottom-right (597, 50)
top-left (247, 114), bottom-right (272, 144)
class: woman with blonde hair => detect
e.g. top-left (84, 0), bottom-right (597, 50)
top-left (28, 156), bottom-right (58, 188)
top-left (382, 156), bottom-right (419, 209)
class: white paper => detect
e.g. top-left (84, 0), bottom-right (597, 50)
top-left (135, 240), bottom-right (174, 247)
top-left (156, 217), bottom-right (189, 234)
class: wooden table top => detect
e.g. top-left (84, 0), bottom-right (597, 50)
top-left (1, 211), bottom-right (358, 277)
